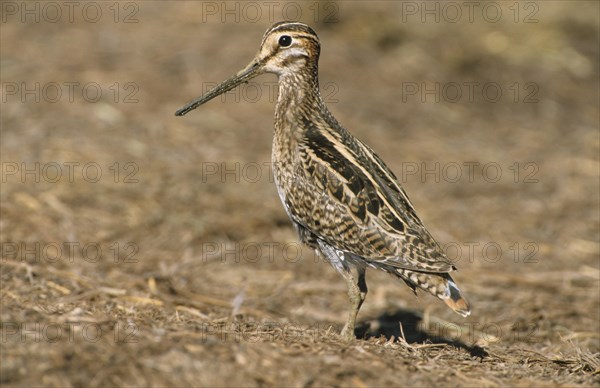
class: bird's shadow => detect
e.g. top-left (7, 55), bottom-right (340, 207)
top-left (354, 310), bottom-right (488, 359)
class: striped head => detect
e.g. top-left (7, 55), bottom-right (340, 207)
top-left (175, 21), bottom-right (321, 116)
top-left (257, 21), bottom-right (320, 75)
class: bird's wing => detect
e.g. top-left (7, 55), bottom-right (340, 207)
top-left (285, 123), bottom-right (454, 273)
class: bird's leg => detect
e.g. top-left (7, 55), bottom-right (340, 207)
top-left (340, 265), bottom-right (367, 342)
top-left (315, 240), bottom-right (368, 342)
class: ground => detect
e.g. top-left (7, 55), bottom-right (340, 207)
top-left (1, 1), bottom-right (599, 387)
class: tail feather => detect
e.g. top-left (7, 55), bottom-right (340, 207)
top-left (444, 279), bottom-right (471, 317)
top-left (396, 268), bottom-right (471, 317)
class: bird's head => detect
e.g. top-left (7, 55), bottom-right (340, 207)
top-left (256, 21), bottom-right (321, 76)
top-left (175, 21), bottom-right (320, 116)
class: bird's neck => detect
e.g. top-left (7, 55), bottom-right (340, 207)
top-left (274, 68), bottom-right (334, 134)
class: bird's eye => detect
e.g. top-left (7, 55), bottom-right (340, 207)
top-left (278, 35), bottom-right (292, 47)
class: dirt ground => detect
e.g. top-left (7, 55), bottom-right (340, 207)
top-left (1, 1), bottom-right (599, 387)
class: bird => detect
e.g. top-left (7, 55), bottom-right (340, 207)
top-left (175, 21), bottom-right (471, 342)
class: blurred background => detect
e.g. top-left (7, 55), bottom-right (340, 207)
top-left (1, 1), bottom-right (598, 386)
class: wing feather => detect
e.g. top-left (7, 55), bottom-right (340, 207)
top-left (283, 119), bottom-right (454, 273)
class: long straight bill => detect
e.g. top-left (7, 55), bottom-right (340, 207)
top-left (175, 61), bottom-right (260, 116)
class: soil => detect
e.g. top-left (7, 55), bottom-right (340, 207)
top-left (1, 1), bottom-right (599, 386)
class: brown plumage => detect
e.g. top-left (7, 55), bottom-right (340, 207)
top-left (176, 21), bottom-right (471, 341)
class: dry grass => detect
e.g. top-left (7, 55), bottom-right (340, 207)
top-left (1, 1), bottom-right (599, 386)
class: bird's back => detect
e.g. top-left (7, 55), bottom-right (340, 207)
top-left (273, 105), bottom-right (455, 274)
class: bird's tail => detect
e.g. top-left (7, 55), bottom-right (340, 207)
top-left (396, 269), bottom-right (471, 317)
